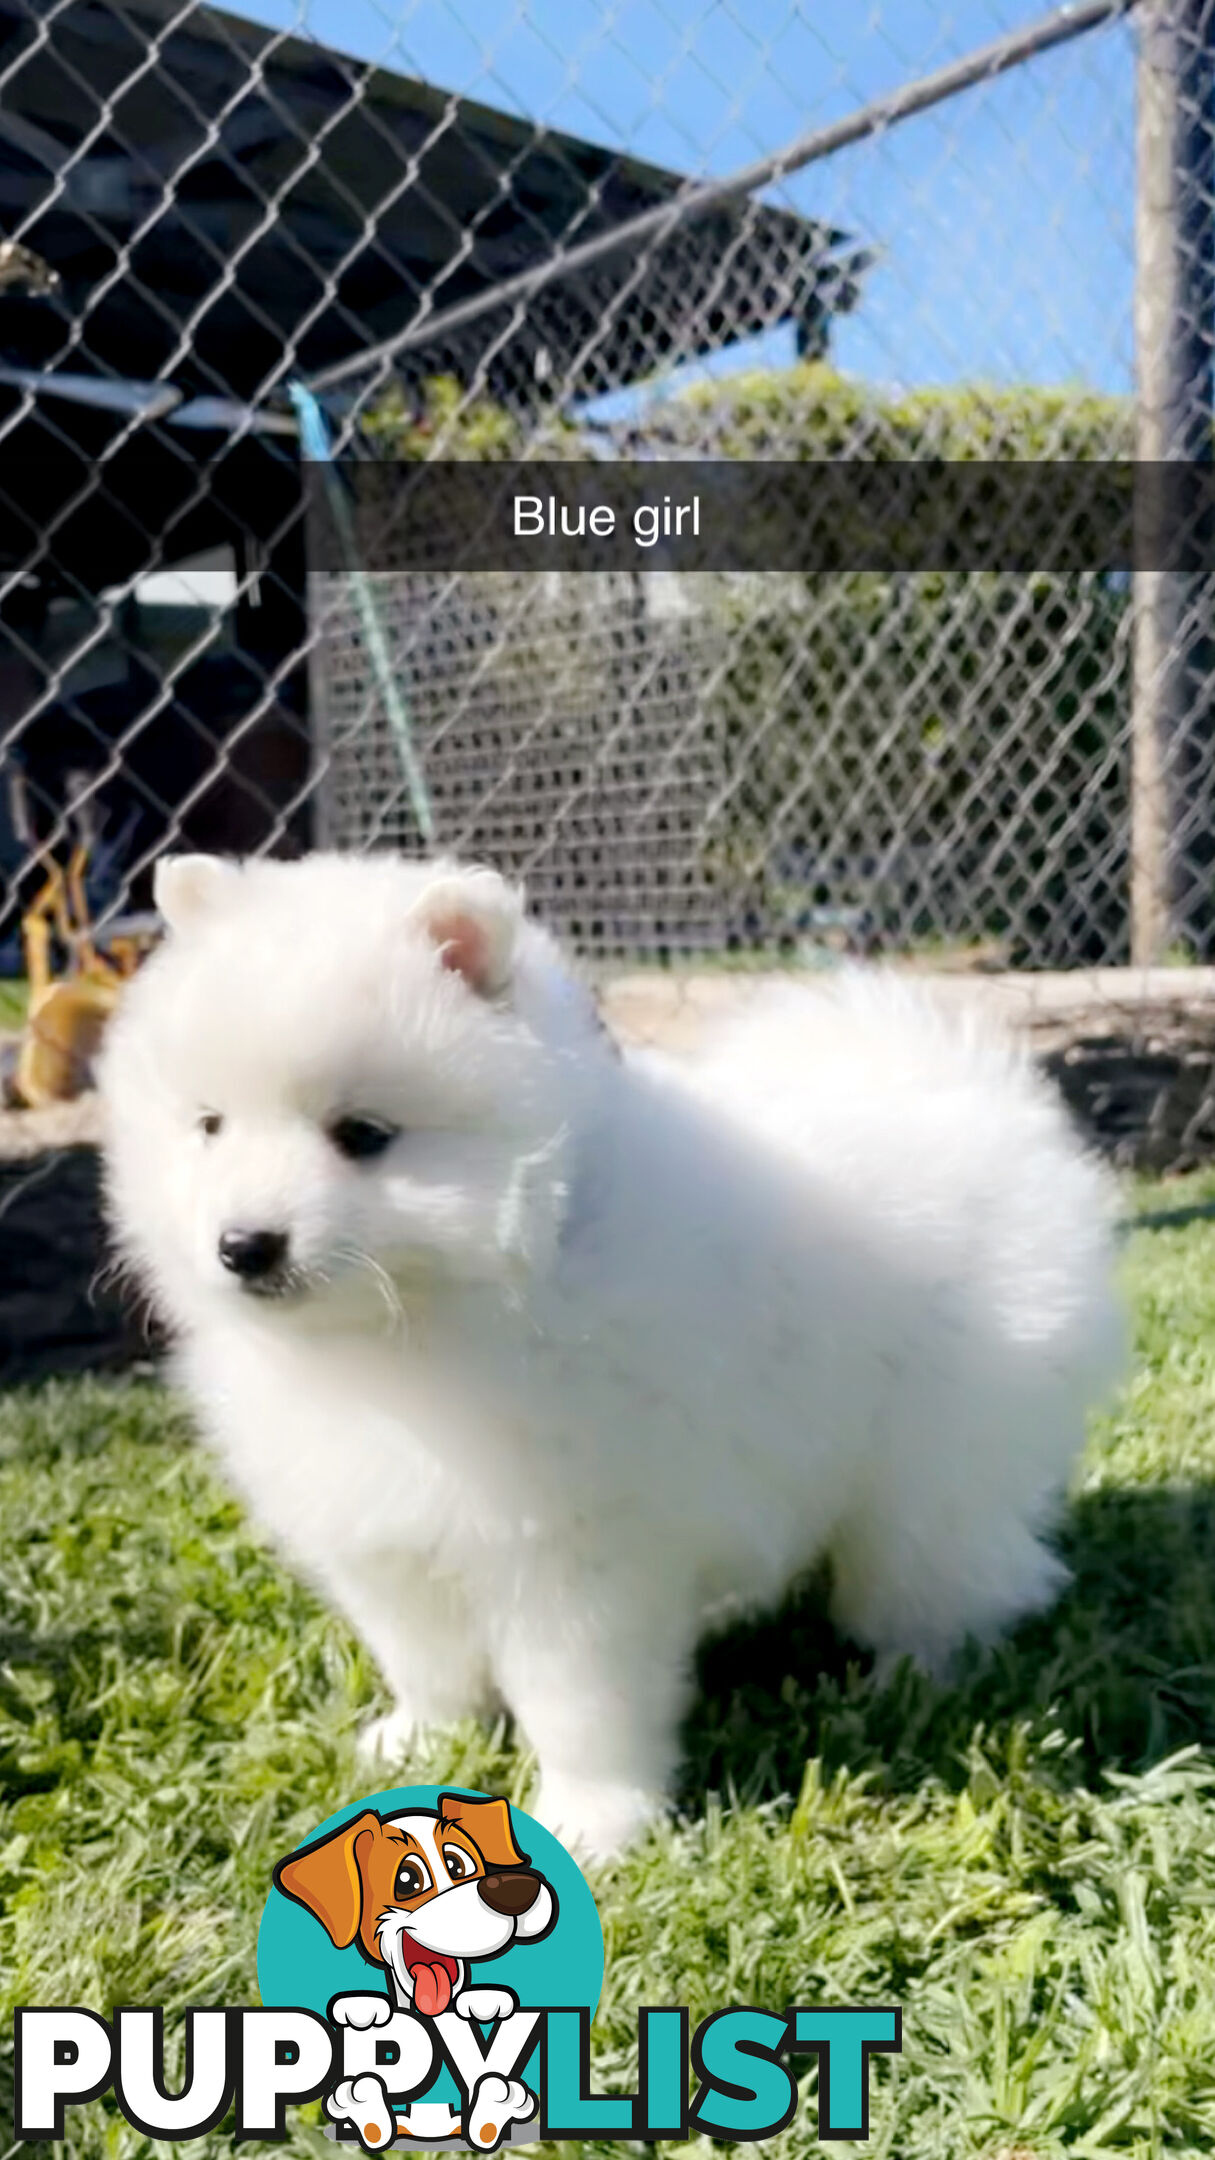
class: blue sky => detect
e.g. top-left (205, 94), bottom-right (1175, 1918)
top-left (241, 0), bottom-right (1136, 399)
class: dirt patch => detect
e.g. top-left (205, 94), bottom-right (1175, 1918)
top-left (0, 1091), bottom-right (105, 1160)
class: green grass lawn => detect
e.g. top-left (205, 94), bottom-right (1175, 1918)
top-left (0, 978), bottom-right (28, 1031)
top-left (7, 1176), bottom-right (1215, 2158)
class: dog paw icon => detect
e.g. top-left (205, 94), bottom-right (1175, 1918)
top-left (454, 1987), bottom-right (519, 2024)
top-left (331, 1993), bottom-right (394, 2031)
top-left (325, 2073), bottom-right (396, 2152)
top-left (465, 2073), bottom-right (536, 2152)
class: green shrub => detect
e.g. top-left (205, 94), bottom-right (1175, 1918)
top-left (648, 368), bottom-right (1134, 963)
top-left (647, 361), bottom-right (1131, 460)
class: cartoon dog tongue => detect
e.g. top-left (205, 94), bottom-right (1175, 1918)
top-left (406, 1947), bottom-right (459, 2016)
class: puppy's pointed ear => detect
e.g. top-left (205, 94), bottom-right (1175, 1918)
top-left (273, 1809), bottom-right (382, 1948)
top-left (154, 854), bottom-right (237, 933)
top-left (408, 867), bottom-right (522, 998)
top-left (439, 1792), bottom-right (527, 1868)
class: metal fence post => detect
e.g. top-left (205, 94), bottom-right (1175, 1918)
top-left (1131, 0), bottom-right (1215, 965)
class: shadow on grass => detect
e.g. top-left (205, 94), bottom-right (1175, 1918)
top-left (1128, 1200), bottom-right (1215, 1233)
top-left (679, 1480), bottom-right (1215, 1813)
top-left (7, 1370), bottom-right (1215, 1827)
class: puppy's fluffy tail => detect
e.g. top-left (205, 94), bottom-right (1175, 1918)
top-left (689, 971), bottom-right (1124, 1672)
top-left (689, 970), bottom-right (1126, 1402)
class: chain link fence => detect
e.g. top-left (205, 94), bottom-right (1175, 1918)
top-left (2, 0), bottom-right (1213, 1082)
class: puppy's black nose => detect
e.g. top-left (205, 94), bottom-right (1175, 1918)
top-left (478, 1870), bottom-right (541, 1917)
top-left (218, 1227), bottom-right (289, 1280)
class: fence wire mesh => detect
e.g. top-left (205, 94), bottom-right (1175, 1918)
top-left (0, 0), bottom-right (1210, 1106)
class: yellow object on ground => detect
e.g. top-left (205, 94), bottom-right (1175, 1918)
top-left (15, 972), bottom-right (122, 1109)
top-left (8, 843), bottom-right (154, 1109)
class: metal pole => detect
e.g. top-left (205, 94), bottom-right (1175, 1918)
top-left (1131, 0), bottom-right (1215, 964)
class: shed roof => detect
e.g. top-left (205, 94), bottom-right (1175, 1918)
top-left (0, 0), bottom-right (867, 406)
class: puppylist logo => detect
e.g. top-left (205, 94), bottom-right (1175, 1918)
top-left (14, 1784), bottom-right (901, 2148)
top-left (263, 1786), bottom-right (586, 2150)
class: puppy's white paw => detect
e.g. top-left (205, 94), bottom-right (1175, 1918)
top-left (533, 1773), bottom-right (664, 1860)
top-left (330, 1992), bottom-right (394, 2030)
top-left (325, 2072), bottom-right (395, 2151)
top-left (359, 1687), bottom-right (483, 1762)
top-left (455, 1986), bottom-right (518, 2023)
top-left (465, 2072), bottom-right (536, 2150)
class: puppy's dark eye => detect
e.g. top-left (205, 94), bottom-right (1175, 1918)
top-left (327, 1115), bottom-right (399, 1162)
top-left (442, 1844), bottom-right (476, 1882)
top-left (199, 1111), bottom-right (223, 1138)
top-left (394, 1857), bottom-right (430, 1899)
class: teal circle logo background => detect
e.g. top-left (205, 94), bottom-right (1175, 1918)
top-left (258, 1785), bottom-right (603, 2112)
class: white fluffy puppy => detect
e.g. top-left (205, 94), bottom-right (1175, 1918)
top-left (100, 852), bottom-right (1123, 1857)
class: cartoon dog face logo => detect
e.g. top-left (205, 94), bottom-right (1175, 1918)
top-left (275, 1793), bottom-right (557, 2018)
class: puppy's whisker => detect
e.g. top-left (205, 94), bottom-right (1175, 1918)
top-left (93, 1245), bottom-right (145, 1301)
top-left (90, 1254), bottom-right (123, 1297)
top-left (90, 1248), bottom-right (162, 1345)
top-left (333, 1239), bottom-right (406, 1333)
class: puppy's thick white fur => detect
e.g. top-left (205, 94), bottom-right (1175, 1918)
top-left (100, 853), bottom-right (1123, 1857)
